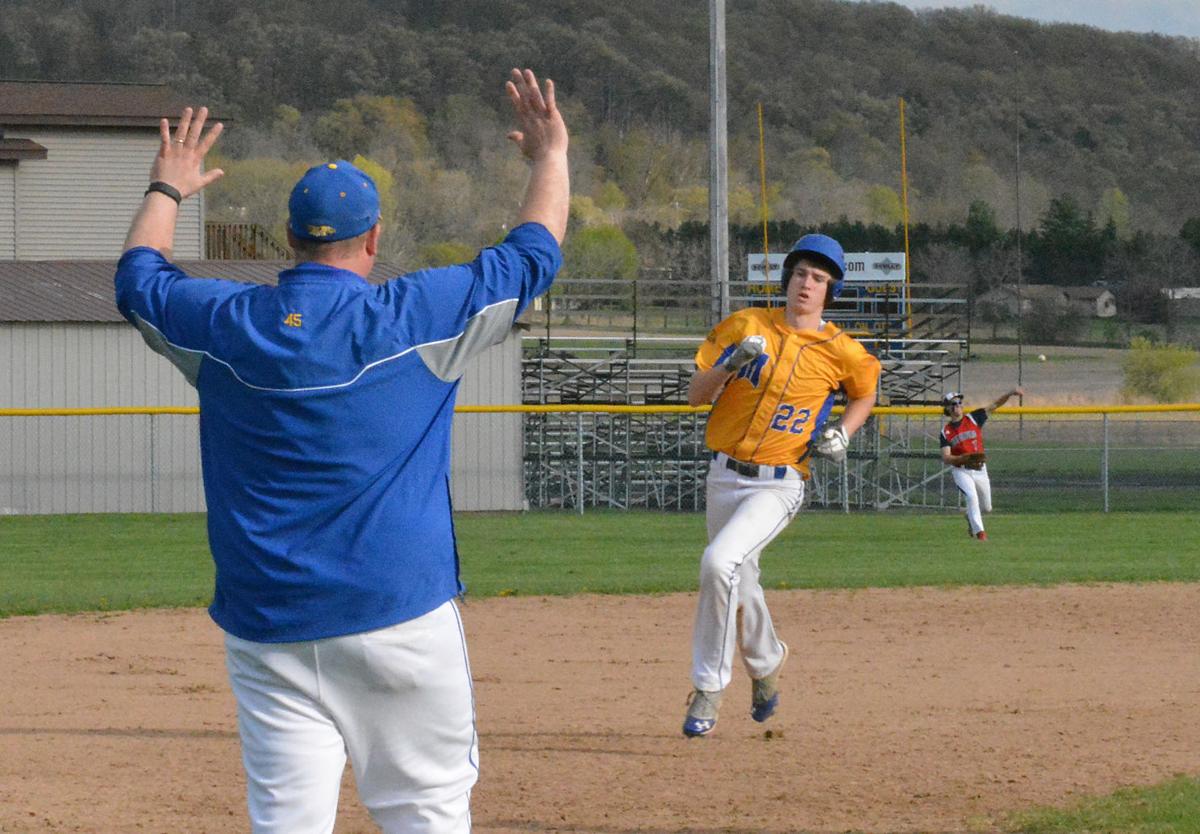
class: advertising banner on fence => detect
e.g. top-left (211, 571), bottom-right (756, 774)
top-left (747, 252), bottom-right (906, 283)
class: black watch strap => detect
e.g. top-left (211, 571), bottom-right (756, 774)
top-left (144, 181), bottom-right (183, 204)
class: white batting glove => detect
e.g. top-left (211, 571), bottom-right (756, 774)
top-left (813, 425), bottom-right (849, 462)
top-left (721, 335), bottom-right (766, 373)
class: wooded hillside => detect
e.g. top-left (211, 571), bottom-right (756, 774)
top-left (5, 0), bottom-right (1200, 337)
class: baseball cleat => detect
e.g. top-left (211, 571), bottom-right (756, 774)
top-left (751, 641), bottom-right (788, 723)
top-left (976, 531), bottom-right (988, 541)
top-left (682, 688), bottom-right (722, 737)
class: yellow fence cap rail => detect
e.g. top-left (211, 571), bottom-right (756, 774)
top-left (3, 403), bottom-right (1199, 417)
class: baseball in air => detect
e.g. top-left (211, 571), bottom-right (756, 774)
top-left (1038, 353), bottom-right (1047, 362)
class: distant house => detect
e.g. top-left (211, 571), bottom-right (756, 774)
top-left (0, 80), bottom-right (205, 260)
top-left (975, 284), bottom-right (1068, 317)
top-left (1061, 286), bottom-right (1117, 318)
top-left (976, 284), bottom-right (1116, 318)
top-left (1163, 287), bottom-right (1200, 318)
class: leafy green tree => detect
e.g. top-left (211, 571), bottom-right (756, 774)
top-left (1121, 337), bottom-right (1200, 402)
top-left (865, 186), bottom-right (902, 227)
top-left (674, 185), bottom-right (709, 223)
top-left (569, 196), bottom-right (606, 228)
top-left (594, 181), bottom-right (628, 213)
top-left (1027, 196), bottom-right (1104, 284)
top-left (963, 201), bottom-right (1002, 254)
top-left (1097, 187), bottom-right (1131, 239)
top-left (563, 225), bottom-right (639, 280)
top-left (312, 95), bottom-right (429, 168)
top-left (351, 154), bottom-right (398, 235)
top-left (417, 241), bottom-right (475, 268)
top-left (561, 225), bottom-right (640, 312)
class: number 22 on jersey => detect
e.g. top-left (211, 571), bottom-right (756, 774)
top-left (770, 404), bottom-right (811, 435)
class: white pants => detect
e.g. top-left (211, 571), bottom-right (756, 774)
top-left (691, 455), bottom-right (804, 692)
top-left (224, 600), bottom-right (478, 834)
top-left (952, 464), bottom-right (992, 535)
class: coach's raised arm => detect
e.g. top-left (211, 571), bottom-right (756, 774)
top-left (506, 68), bottom-right (569, 243)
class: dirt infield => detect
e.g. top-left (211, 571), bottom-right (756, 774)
top-left (2, 584), bottom-right (1198, 834)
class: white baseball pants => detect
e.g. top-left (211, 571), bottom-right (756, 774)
top-left (691, 455), bottom-right (803, 692)
top-left (224, 600), bottom-right (478, 834)
top-left (952, 464), bottom-right (992, 536)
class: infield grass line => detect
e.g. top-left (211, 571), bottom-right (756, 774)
top-left (1006, 774), bottom-right (1200, 833)
top-left (1, 510), bottom-right (1197, 617)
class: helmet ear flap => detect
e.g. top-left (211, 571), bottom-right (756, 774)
top-left (780, 253), bottom-right (799, 292)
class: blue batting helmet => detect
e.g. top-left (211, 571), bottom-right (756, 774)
top-left (781, 234), bottom-right (846, 298)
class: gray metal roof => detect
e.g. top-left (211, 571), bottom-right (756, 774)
top-left (0, 260), bottom-right (405, 323)
top-left (0, 137), bottom-right (48, 160)
top-left (0, 81), bottom-right (218, 128)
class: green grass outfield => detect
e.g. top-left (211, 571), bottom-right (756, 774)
top-left (2, 509), bottom-right (1197, 617)
top-left (2, 509), bottom-right (1197, 833)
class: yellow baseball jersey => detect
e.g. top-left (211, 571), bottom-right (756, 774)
top-left (696, 307), bottom-right (880, 476)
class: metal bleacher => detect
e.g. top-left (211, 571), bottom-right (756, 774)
top-left (518, 276), bottom-right (970, 510)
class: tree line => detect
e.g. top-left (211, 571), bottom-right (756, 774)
top-left (4, 0), bottom-right (1200, 337)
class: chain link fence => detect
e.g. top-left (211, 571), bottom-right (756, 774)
top-left (2, 407), bottom-right (1197, 515)
top-left (521, 407), bottom-right (1200, 514)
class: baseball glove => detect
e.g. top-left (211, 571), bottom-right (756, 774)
top-left (722, 335), bottom-right (766, 372)
top-left (813, 425), bottom-right (849, 463)
top-left (961, 452), bottom-right (987, 470)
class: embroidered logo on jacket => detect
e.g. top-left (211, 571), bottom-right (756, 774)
top-left (283, 313), bottom-right (303, 328)
top-left (736, 353), bottom-right (769, 387)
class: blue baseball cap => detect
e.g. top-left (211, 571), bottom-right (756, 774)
top-left (287, 160), bottom-right (380, 242)
top-left (781, 233), bottom-right (847, 298)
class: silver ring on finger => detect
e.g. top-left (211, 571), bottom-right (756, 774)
top-left (174, 139), bottom-right (185, 144)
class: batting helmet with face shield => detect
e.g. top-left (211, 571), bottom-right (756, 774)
top-left (941, 391), bottom-right (964, 415)
top-left (781, 234), bottom-right (847, 298)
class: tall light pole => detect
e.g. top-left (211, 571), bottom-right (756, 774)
top-left (709, 0), bottom-right (730, 324)
top-left (1014, 104), bottom-right (1026, 439)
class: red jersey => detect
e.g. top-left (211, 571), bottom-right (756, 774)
top-left (941, 408), bottom-right (988, 456)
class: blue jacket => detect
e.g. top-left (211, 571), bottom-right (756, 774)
top-left (114, 223), bottom-right (561, 642)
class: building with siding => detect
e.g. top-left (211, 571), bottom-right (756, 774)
top-left (976, 284), bottom-right (1069, 317)
top-left (1061, 286), bottom-right (1117, 318)
top-left (0, 80), bottom-right (206, 260)
top-left (0, 261), bottom-right (525, 513)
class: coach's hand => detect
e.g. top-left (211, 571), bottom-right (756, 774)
top-left (125, 106), bottom-right (225, 254)
top-left (813, 425), bottom-right (849, 463)
top-left (508, 68), bottom-right (569, 244)
top-left (721, 335), bottom-right (766, 373)
top-left (149, 106), bottom-right (225, 200)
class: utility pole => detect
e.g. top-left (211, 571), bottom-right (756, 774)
top-left (1015, 105), bottom-right (1025, 437)
top-left (709, 0), bottom-right (730, 325)
top-left (1015, 108), bottom-right (1024, 398)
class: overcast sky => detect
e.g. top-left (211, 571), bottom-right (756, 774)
top-left (855, 1), bottom-right (1200, 39)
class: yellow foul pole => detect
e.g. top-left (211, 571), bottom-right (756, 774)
top-left (899, 97), bottom-right (913, 331)
top-left (757, 101), bottom-right (773, 307)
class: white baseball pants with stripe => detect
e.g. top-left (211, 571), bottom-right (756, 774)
top-left (952, 464), bottom-right (992, 535)
top-left (224, 599), bottom-right (478, 834)
top-left (691, 456), bottom-right (803, 692)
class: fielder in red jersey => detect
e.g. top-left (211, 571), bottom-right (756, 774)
top-left (940, 387), bottom-right (1023, 540)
